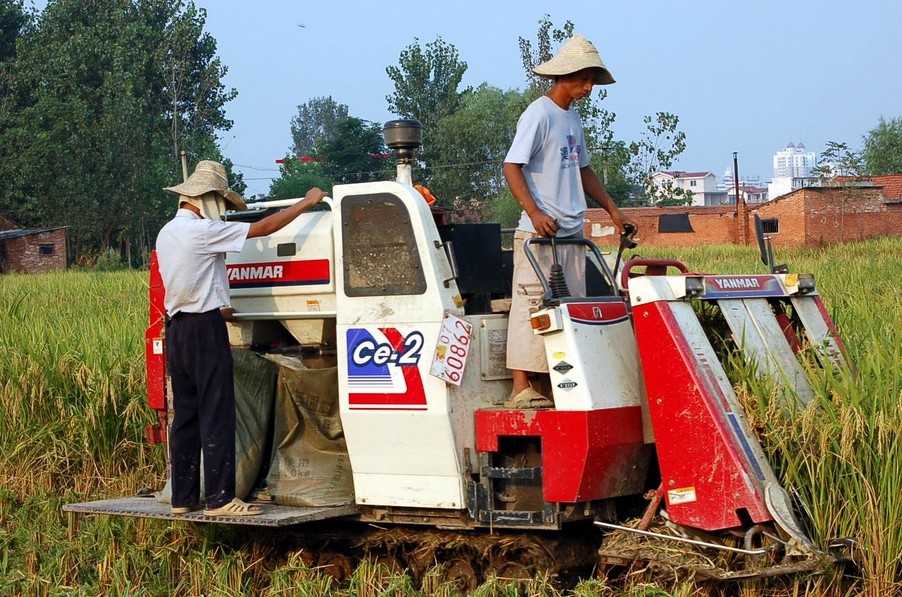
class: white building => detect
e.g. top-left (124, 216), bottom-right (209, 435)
top-left (651, 171), bottom-right (727, 206)
top-left (721, 170), bottom-right (764, 192)
top-left (726, 185), bottom-right (768, 205)
top-left (773, 142), bottom-right (816, 178)
top-left (768, 142), bottom-right (818, 199)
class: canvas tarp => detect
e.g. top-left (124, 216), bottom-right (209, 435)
top-left (262, 354), bottom-right (354, 507)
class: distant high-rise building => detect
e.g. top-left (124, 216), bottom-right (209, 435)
top-left (773, 142), bottom-right (816, 178)
top-left (720, 170), bottom-right (763, 191)
top-left (768, 142), bottom-right (818, 199)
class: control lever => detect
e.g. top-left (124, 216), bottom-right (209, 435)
top-left (613, 223), bottom-right (638, 288)
top-left (546, 235), bottom-right (572, 301)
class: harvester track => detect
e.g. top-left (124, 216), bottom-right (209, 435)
top-left (217, 520), bottom-right (600, 591)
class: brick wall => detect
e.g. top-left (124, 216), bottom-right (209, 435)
top-left (585, 186), bottom-right (902, 249)
top-left (585, 205), bottom-right (740, 249)
top-left (1, 229), bottom-right (68, 273)
top-left (752, 186), bottom-right (902, 248)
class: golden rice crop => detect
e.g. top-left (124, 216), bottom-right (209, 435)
top-left (0, 237), bottom-right (900, 595)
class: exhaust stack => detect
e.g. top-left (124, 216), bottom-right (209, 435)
top-left (383, 119), bottom-right (422, 186)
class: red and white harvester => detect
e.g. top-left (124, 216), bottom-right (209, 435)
top-left (67, 120), bottom-right (853, 585)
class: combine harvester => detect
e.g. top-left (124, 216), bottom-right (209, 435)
top-left (66, 120), bottom-right (854, 587)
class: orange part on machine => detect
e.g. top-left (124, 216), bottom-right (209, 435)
top-left (414, 184), bottom-right (437, 206)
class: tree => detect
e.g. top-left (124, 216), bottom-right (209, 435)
top-left (268, 157), bottom-right (331, 200)
top-left (589, 140), bottom-right (633, 206)
top-left (289, 96), bottom-right (349, 158)
top-left (517, 14), bottom-right (572, 99)
top-left (319, 117), bottom-right (388, 185)
top-left (0, 0), bottom-right (236, 261)
top-left (627, 112), bottom-right (694, 206)
top-left (159, 1), bottom-right (236, 166)
top-left (811, 141), bottom-right (863, 182)
top-left (0, 0), bottom-right (31, 199)
top-left (386, 36), bottom-right (469, 190)
top-left (429, 84), bottom-right (528, 219)
top-left (0, 0), bottom-right (28, 63)
top-left (861, 116), bottom-right (902, 175)
top-left (386, 36), bottom-right (468, 133)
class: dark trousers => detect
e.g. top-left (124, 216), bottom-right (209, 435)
top-left (166, 310), bottom-right (235, 509)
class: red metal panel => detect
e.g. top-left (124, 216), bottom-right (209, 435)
top-left (226, 259), bottom-right (331, 289)
top-left (564, 301), bottom-right (628, 324)
top-left (632, 301), bottom-right (771, 531)
top-left (475, 407), bottom-right (645, 503)
top-left (145, 251), bottom-right (166, 412)
top-left (775, 310), bottom-right (803, 353)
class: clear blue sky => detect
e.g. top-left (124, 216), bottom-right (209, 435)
top-left (33, 0), bottom-right (902, 197)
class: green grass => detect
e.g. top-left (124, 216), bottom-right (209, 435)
top-left (1, 238), bottom-right (901, 595)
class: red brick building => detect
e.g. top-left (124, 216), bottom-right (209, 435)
top-left (585, 176), bottom-right (902, 249)
top-left (0, 219), bottom-right (68, 273)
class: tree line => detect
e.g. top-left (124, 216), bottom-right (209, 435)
top-left (277, 18), bottom-right (698, 228)
top-left (0, 0), bottom-right (239, 264)
top-left (2, 2), bottom-right (899, 264)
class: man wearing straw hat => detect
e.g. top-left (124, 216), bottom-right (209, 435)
top-left (156, 160), bottom-right (326, 516)
top-left (503, 35), bottom-right (635, 409)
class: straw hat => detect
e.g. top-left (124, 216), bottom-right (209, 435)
top-left (164, 160), bottom-right (247, 211)
top-left (532, 35), bottom-right (615, 85)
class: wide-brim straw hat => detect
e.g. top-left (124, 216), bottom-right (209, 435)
top-left (532, 35), bottom-right (615, 85)
top-left (164, 160), bottom-right (247, 211)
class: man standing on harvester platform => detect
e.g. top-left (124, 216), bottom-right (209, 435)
top-left (503, 35), bottom-right (635, 410)
top-left (156, 160), bottom-right (326, 517)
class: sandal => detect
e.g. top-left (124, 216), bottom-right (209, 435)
top-left (171, 504), bottom-right (201, 515)
top-left (203, 498), bottom-right (263, 517)
top-left (503, 387), bottom-right (554, 410)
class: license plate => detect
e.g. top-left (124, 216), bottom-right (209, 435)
top-left (430, 312), bottom-right (473, 386)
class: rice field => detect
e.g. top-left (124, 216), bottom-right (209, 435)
top-left (0, 237), bottom-right (900, 596)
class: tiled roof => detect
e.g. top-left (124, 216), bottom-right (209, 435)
top-left (660, 171), bottom-right (713, 179)
top-left (835, 174), bottom-right (902, 201)
top-left (0, 227), bottom-right (66, 241)
top-left (867, 175), bottom-right (902, 201)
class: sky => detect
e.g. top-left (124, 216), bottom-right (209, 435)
top-left (35, 0), bottom-right (902, 197)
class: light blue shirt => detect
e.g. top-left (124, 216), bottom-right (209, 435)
top-left (155, 209), bottom-right (250, 315)
top-left (505, 96), bottom-right (590, 237)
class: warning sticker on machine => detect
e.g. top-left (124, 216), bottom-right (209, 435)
top-left (667, 487), bottom-right (697, 505)
top-left (557, 379), bottom-right (578, 391)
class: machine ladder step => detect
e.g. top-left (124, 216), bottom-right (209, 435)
top-left (63, 496), bottom-right (358, 527)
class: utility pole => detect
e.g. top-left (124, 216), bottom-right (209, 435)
top-left (734, 152), bottom-right (748, 245)
top-left (180, 150), bottom-right (188, 182)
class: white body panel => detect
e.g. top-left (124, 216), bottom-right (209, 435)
top-left (223, 182), bottom-right (513, 511)
top-left (537, 304), bottom-right (643, 412)
top-left (718, 298), bottom-right (815, 405)
top-left (333, 181), bottom-right (497, 509)
top-left (534, 300), bottom-right (654, 443)
top-left (226, 209), bottom-right (336, 345)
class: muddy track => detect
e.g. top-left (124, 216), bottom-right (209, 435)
top-left (210, 519), bottom-right (602, 591)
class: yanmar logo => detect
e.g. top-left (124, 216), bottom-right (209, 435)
top-left (712, 277), bottom-right (761, 290)
top-left (703, 274), bottom-right (784, 298)
top-left (227, 259), bottom-right (331, 289)
top-left (228, 264), bottom-right (283, 282)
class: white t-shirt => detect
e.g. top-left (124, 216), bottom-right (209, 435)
top-left (504, 95), bottom-right (590, 237)
top-left (155, 209), bottom-right (251, 315)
